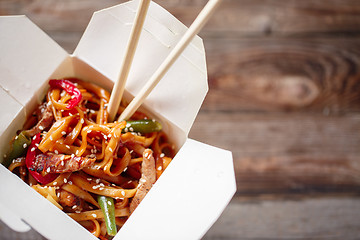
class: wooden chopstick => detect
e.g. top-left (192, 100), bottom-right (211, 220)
top-left (118, 0), bottom-right (223, 121)
top-left (108, 0), bottom-right (151, 122)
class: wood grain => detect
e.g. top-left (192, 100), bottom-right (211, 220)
top-left (189, 112), bottom-right (360, 195)
top-left (2, 0), bottom-right (360, 35)
top-left (203, 197), bottom-right (360, 240)
top-left (204, 37), bottom-right (360, 112)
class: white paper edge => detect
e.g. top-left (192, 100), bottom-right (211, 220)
top-left (0, 202), bottom-right (31, 232)
top-left (116, 139), bottom-right (236, 240)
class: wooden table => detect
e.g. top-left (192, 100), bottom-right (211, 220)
top-left (1, 0), bottom-right (360, 239)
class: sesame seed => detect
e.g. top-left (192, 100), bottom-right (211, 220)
top-left (30, 147), bottom-right (36, 152)
top-left (54, 150), bottom-right (59, 154)
top-left (99, 187), bottom-right (104, 190)
top-left (49, 136), bottom-right (53, 141)
top-left (61, 131), bottom-right (66, 135)
top-left (160, 153), bottom-right (165, 158)
top-left (66, 145), bottom-right (70, 149)
top-left (107, 201), bottom-right (112, 205)
top-left (71, 154), bottom-right (75, 158)
top-left (92, 213), bottom-right (97, 218)
top-left (129, 127), bottom-right (134, 132)
top-left (39, 126), bottom-right (44, 130)
top-left (109, 147), bottom-right (113, 152)
top-left (15, 136), bottom-right (18, 140)
top-left (64, 178), bottom-right (68, 183)
top-left (121, 190), bottom-right (125, 196)
top-left (35, 143), bottom-right (39, 147)
top-left (53, 182), bottom-right (58, 186)
top-left (72, 205), bottom-right (77, 209)
top-left (23, 143), bottom-right (27, 148)
top-left (68, 181), bottom-right (72, 185)
top-left (90, 109), bottom-right (96, 114)
top-left (75, 150), bottom-right (79, 155)
top-left (157, 166), bottom-right (162, 171)
top-left (96, 179), bottom-right (101, 184)
top-left (87, 178), bottom-right (92, 181)
top-left (140, 178), bottom-right (147, 183)
top-left (99, 183), bottom-right (105, 187)
top-left (46, 167), bottom-right (51, 173)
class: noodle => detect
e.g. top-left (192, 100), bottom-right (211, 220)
top-left (6, 78), bottom-right (175, 239)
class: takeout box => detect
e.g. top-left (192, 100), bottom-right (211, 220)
top-left (0, 1), bottom-right (236, 239)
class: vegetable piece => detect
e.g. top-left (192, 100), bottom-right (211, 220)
top-left (2, 131), bottom-right (31, 167)
top-left (97, 195), bottom-right (117, 236)
top-left (48, 79), bottom-right (82, 109)
top-left (124, 119), bottom-right (162, 133)
top-left (25, 133), bottom-right (58, 184)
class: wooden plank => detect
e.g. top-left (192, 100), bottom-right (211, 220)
top-left (203, 197), bottom-right (360, 239)
top-left (1, 0), bottom-right (360, 35)
top-left (189, 112), bottom-right (360, 195)
top-left (203, 37), bottom-right (360, 112)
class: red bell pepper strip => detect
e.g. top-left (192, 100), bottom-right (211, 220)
top-left (25, 133), bottom-right (58, 185)
top-left (49, 79), bottom-right (82, 109)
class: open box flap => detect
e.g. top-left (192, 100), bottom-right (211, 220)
top-left (0, 164), bottom-right (97, 240)
top-left (74, 0), bottom-right (208, 135)
top-left (0, 16), bottom-right (68, 108)
top-left (0, 87), bottom-right (23, 136)
top-left (116, 139), bottom-right (236, 240)
top-left (0, 202), bottom-right (31, 233)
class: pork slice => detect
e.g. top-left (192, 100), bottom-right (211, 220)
top-left (129, 149), bottom-right (156, 214)
top-left (31, 154), bottom-right (96, 174)
top-left (26, 103), bottom-right (54, 137)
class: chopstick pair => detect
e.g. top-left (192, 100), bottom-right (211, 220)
top-left (108, 0), bottom-right (223, 122)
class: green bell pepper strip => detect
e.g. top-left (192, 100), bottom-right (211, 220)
top-left (124, 119), bottom-right (162, 134)
top-left (97, 195), bottom-right (117, 236)
top-left (2, 131), bottom-right (31, 167)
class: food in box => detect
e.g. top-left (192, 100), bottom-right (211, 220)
top-left (0, 1), bottom-right (236, 239)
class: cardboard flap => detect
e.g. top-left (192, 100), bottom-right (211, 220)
top-left (74, 0), bottom-right (208, 135)
top-left (0, 87), bottom-right (23, 136)
top-left (0, 202), bottom-right (31, 232)
top-left (0, 16), bottom-right (68, 107)
top-left (116, 139), bottom-right (236, 240)
top-left (0, 164), bottom-right (97, 240)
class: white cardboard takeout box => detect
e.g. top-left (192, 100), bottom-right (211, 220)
top-left (0, 1), bottom-right (236, 239)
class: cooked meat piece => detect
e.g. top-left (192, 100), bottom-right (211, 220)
top-left (129, 149), bottom-right (156, 214)
top-left (26, 103), bottom-right (54, 137)
top-left (58, 189), bottom-right (83, 212)
top-left (31, 154), bottom-right (96, 174)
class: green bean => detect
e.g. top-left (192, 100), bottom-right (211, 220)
top-left (97, 195), bottom-right (117, 236)
top-left (124, 119), bottom-right (162, 134)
